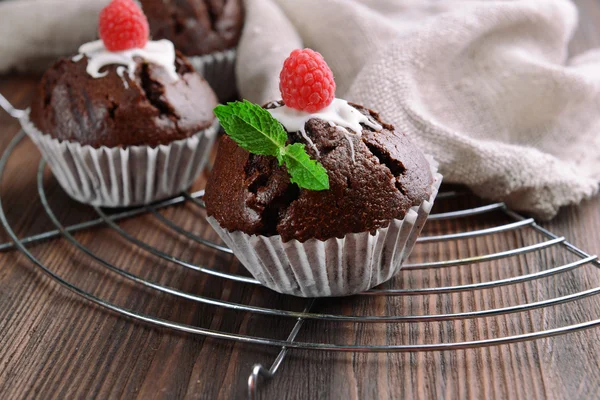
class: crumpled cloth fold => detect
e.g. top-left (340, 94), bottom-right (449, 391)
top-left (1, 0), bottom-right (598, 218)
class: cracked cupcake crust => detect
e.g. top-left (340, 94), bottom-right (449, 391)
top-left (29, 52), bottom-right (218, 148)
top-left (205, 103), bottom-right (434, 243)
top-left (140, 0), bottom-right (244, 56)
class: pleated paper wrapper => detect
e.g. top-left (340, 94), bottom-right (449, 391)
top-left (188, 49), bottom-right (237, 101)
top-left (208, 161), bottom-right (442, 297)
top-left (20, 110), bottom-right (219, 207)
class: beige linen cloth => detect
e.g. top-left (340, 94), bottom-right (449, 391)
top-left (1, 0), bottom-right (599, 218)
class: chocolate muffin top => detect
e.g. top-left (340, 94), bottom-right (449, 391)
top-left (205, 103), bottom-right (433, 243)
top-left (30, 52), bottom-right (218, 148)
top-left (140, 0), bottom-right (244, 56)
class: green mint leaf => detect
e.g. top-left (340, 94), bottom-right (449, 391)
top-left (214, 100), bottom-right (287, 157)
top-left (214, 100), bottom-right (331, 191)
top-left (282, 143), bottom-right (330, 191)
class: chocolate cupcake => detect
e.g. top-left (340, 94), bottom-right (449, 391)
top-left (30, 52), bottom-right (216, 148)
top-left (140, 0), bottom-right (244, 100)
top-left (205, 49), bottom-right (441, 297)
top-left (21, 0), bottom-right (219, 207)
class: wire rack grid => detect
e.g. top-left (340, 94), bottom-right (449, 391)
top-left (1, 95), bottom-right (599, 399)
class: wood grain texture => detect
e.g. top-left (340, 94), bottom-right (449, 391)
top-left (0, 2), bottom-right (599, 399)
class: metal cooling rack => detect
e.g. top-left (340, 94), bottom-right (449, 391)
top-left (1, 95), bottom-right (600, 399)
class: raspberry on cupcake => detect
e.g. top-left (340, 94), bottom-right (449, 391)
top-left (279, 49), bottom-right (336, 113)
top-left (23, 0), bottom-right (219, 207)
top-left (99, 0), bottom-right (150, 52)
top-left (205, 49), bottom-right (442, 297)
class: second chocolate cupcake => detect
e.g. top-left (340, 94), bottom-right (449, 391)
top-left (22, 0), bottom-right (219, 207)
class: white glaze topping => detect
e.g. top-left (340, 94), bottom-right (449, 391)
top-left (116, 66), bottom-right (130, 89)
top-left (72, 39), bottom-right (179, 83)
top-left (268, 98), bottom-right (382, 160)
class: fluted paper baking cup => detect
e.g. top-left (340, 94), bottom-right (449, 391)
top-left (208, 162), bottom-right (442, 297)
top-left (20, 110), bottom-right (219, 207)
top-left (188, 49), bottom-right (237, 101)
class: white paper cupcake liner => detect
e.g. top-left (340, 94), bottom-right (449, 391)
top-left (20, 110), bottom-right (219, 207)
top-left (208, 160), bottom-right (442, 297)
top-left (188, 49), bottom-right (237, 101)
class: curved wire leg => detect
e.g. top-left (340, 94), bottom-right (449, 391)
top-left (248, 365), bottom-right (273, 400)
top-left (248, 300), bottom-right (315, 400)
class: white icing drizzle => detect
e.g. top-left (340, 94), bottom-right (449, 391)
top-left (116, 66), bottom-right (130, 89)
top-left (338, 127), bottom-right (357, 162)
top-left (268, 98), bottom-right (382, 161)
top-left (72, 39), bottom-right (178, 83)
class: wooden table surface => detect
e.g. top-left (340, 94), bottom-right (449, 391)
top-left (1, 2), bottom-right (600, 399)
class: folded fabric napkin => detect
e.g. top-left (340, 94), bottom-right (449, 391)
top-left (1, 0), bottom-right (598, 218)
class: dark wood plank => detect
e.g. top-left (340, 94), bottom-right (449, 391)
top-left (1, 2), bottom-right (599, 399)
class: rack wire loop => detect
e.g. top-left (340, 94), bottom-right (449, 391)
top-left (1, 95), bottom-right (599, 399)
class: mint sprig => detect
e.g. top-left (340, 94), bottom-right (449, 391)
top-left (214, 101), bottom-right (330, 191)
top-left (281, 143), bottom-right (329, 191)
top-left (214, 100), bottom-right (287, 157)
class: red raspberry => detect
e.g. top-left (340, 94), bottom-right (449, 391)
top-left (99, 0), bottom-right (149, 52)
top-left (279, 49), bottom-right (336, 113)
